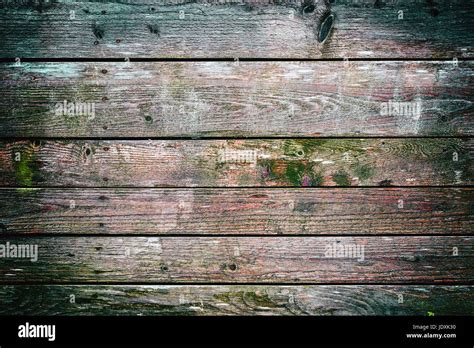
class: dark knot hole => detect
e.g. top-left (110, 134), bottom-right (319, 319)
top-left (318, 12), bottom-right (335, 43)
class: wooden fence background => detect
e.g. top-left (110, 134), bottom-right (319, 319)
top-left (0, 0), bottom-right (472, 315)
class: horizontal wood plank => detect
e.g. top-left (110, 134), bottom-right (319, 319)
top-left (0, 236), bottom-right (472, 283)
top-left (0, 285), bottom-right (472, 315)
top-left (0, 0), bottom-right (472, 58)
top-left (0, 139), bottom-right (471, 187)
top-left (1, 61), bottom-right (473, 137)
top-left (0, 188), bottom-right (472, 235)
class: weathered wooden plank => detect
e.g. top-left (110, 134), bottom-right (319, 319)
top-left (0, 188), bottom-right (472, 235)
top-left (0, 0), bottom-right (472, 58)
top-left (0, 139), bottom-right (471, 187)
top-left (0, 285), bottom-right (472, 315)
top-left (0, 236), bottom-right (472, 283)
top-left (1, 61), bottom-right (472, 137)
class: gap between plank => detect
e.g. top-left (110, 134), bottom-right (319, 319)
top-left (0, 185), bottom-right (473, 189)
top-left (1, 136), bottom-right (474, 141)
top-left (1, 282), bottom-right (473, 286)
top-left (0, 58), bottom-right (473, 63)
top-left (0, 233), bottom-right (473, 238)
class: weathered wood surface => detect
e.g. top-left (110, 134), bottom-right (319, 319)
top-left (0, 188), bottom-right (472, 235)
top-left (0, 139), bottom-right (471, 187)
top-left (1, 61), bottom-right (472, 137)
top-left (0, 236), bottom-right (472, 283)
top-left (0, 0), bottom-right (472, 58)
top-left (0, 0), bottom-right (473, 318)
top-left (0, 285), bottom-right (472, 315)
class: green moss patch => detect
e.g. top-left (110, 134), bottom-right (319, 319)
top-left (353, 163), bottom-right (375, 181)
top-left (332, 170), bottom-right (351, 186)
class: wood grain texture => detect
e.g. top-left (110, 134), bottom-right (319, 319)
top-left (0, 139), bottom-right (471, 187)
top-left (0, 0), bottom-right (472, 58)
top-left (0, 188), bottom-right (472, 235)
top-left (0, 285), bottom-right (472, 315)
top-left (1, 61), bottom-right (472, 137)
top-left (0, 236), bottom-right (472, 283)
